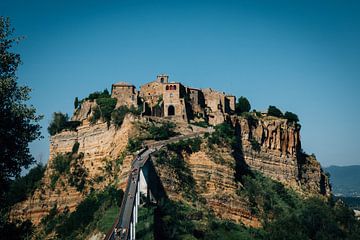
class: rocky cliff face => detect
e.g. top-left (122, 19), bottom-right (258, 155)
top-left (10, 115), bottom-right (138, 224)
top-left (11, 112), bottom-right (330, 229)
top-left (153, 147), bottom-right (261, 227)
top-left (233, 115), bottom-right (330, 196)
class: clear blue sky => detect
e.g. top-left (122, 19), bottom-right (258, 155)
top-left (1, 0), bottom-right (359, 167)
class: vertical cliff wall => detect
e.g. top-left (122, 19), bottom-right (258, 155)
top-left (234, 116), bottom-right (330, 196)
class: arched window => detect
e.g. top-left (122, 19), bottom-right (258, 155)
top-left (173, 85), bottom-right (177, 90)
top-left (160, 77), bottom-right (164, 83)
top-left (168, 105), bottom-right (175, 116)
top-left (166, 85), bottom-right (169, 90)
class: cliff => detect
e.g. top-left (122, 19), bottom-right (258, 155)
top-left (234, 115), bottom-right (331, 196)
top-left (11, 112), bottom-right (330, 232)
top-left (10, 114), bottom-right (138, 224)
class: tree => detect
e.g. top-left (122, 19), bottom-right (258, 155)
top-left (74, 97), bottom-right (79, 109)
top-left (47, 112), bottom-right (69, 136)
top-left (284, 111), bottom-right (299, 123)
top-left (267, 105), bottom-right (283, 118)
top-left (235, 96), bottom-right (251, 114)
top-left (0, 17), bottom-right (42, 203)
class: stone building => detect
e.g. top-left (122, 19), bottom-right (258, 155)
top-left (111, 82), bottom-right (138, 108)
top-left (111, 74), bottom-right (236, 125)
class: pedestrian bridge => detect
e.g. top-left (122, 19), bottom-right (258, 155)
top-left (104, 131), bottom-right (212, 240)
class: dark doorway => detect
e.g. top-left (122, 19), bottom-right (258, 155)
top-left (168, 105), bottom-right (175, 116)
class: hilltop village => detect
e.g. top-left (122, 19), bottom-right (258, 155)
top-left (111, 74), bottom-right (235, 125)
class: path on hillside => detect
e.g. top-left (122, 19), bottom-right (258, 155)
top-left (104, 128), bottom-right (213, 240)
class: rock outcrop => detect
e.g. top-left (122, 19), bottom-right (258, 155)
top-left (233, 115), bottom-right (330, 196)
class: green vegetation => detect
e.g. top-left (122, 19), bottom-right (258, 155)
top-left (267, 105), bottom-right (283, 118)
top-left (284, 111), bottom-right (299, 123)
top-left (147, 122), bottom-right (176, 140)
top-left (0, 17), bottom-right (42, 218)
top-left (74, 97), bottom-right (79, 109)
top-left (127, 138), bottom-right (143, 153)
top-left (154, 199), bottom-right (262, 240)
top-left (235, 96), bottom-right (251, 114)
top-left (71, 141), bottom-right (80, 154)
top-left (97, 205), bottom-right (120, 233)
top-left (191, 121), bottom-right (209, 128)
top-left (48, 112), bottom-right (81, 136)
top-left (52, 154), bottom-right (72, 174)
top-left (84, 89), bottom-right (110, 101)
top-left (39, 186), bottom-right (123, 240)
top-left (91, 97), bottom-right (117, 125)
top-left (137, 204), bottom-right (155, 240)
top-left (154, 148), bottom-right (197, 200)
top-left (207, 122), bottom-right (237, 148)
top-left (68, 160), bottom-right (87, 192)
top-left (111, 105), bottom-right (142, 128)
top-left (5, 164), bottom-right (45, 207)
top-left (167, 137), bottom-right (202, 154)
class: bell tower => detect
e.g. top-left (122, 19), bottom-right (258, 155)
top-left (156, 74), bottom-right (169, 83)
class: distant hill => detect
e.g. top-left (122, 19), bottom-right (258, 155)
top-left (325, 165), bottom-right (360, 197)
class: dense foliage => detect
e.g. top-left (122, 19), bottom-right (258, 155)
top-left (0, 17), bottom-right (42, 205)
top-left (267, 105), bottom-right (283, 118)
top-left (284, 111), bottom-right (299, 123)
top-left (91, 97), bottom-right (117, 125)
top-left (147, 122), bottom-right (176, 140)
top-left (235, 96), bottom-right (251, 114)
top-left (5, 164), bottom-right (45, 207)
top-left (48, 112), bottom-right (80, 136)
top-left (207, 122), bottom-right (237, 148)
top-left (85, 89), bottom-right (110, 101)
top-left (111, 105), bottom-right (142, 128)
top-left (39, 186), bottom-right (123, 239)
top-left (74, 97), bottom-right (79, 109)
top-left (154, 199), bottom-right (262, 240)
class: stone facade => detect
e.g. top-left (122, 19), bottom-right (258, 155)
top-left (111, 82), bottom-right (138, 108)
top-left (112, 74), bottom-right (235, 124)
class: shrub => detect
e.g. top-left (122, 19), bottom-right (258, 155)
top-left (55, 186), bottom-right (124, 239)
top-left (167, 137), bottom-right (202, 154)
top-left (127, 138), bottom-right (143, 153)
top-left (71, 141), bottom-right (80, 154)
top-left (235, 96), bottom-right (251, 114)
top-left (86, 89), bottom-right (110, 101)
top-left (5, 164), bottom-right (45, 206)
top-left (48, 112), bottom-right (69, 136)
top-left (50, 174), bottom-right (59, 190)
top-left (148, 122), bottom-right (176, 140)
top-left (96, 97), bottom-right (117, 125)
top-left (48, 112), bottom-right (81, 136)
top-left (74, 97), bottom-right (79, 109)
top-left (52, 154), bottom-right (71, 174)
top-left (208, 122), bottom-right (236, 148)
top-left (284, 111), bottom-right (299, 123)
top-left (111, 105), bottom-right (141, 128)
top-left (267, 105), bottom-right (283, 118)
